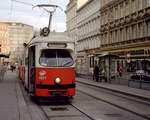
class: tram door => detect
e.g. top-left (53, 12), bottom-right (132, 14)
top-left (28, 46), bottom-right (35, 93)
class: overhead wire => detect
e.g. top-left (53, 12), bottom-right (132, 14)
top-left (9, 0), bottom-right (66, 31)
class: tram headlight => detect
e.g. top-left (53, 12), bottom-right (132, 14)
top-left (54, 77), bottom-right (61, 84)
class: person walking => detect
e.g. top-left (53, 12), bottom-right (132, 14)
top-left (94, 65), bottom-right (100, 82)
top-left (10, 65), bottom-right (15, 72)
top-left (119, 66), bottom-right (123, 77)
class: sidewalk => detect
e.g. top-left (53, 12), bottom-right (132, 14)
top-left (0, 71), bottom-right (31, 120)
top-left (76, 77), bottom-right (150, 101)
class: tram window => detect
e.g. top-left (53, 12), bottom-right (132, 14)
top-left (57, 49), bottom-right (74, 67)
top-left (39, 49), bottom-right (74, 67)
top-left (39, 49), bottom-right (57, 67)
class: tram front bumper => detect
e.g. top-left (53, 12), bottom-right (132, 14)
top-left (35, 88), bottom-right (75, 97)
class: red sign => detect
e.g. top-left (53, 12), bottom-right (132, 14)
top-left (126, 51), bottom-right (130, 63)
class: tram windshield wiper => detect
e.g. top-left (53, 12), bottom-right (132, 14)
top-left (62, 61), bottom-right (73, 67)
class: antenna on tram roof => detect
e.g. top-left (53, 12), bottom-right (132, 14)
top-left (32, 4), bottom-right (63, 36)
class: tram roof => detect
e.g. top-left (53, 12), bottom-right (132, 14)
top-left (29, 32), bottom-right (74, 45)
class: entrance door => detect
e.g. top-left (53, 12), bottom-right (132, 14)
top-left (28, 46), bottom-right (35, 93)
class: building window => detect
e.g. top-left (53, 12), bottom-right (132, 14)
top-left (106, 33), bottom-right (108, 44)
top-left (104, 33), bottom-right (106, 44)
top-left (101, 34), bottom-right (103, 45)
top-left (126, 27), bottom-right (129, 40)
top-left (139, 23), bottom-right (143, 38)
top-left (120, 4), bottom-right (123, 18)
top-left (139, 0), bottom-right (143, 10)
top-left (132, 25), bottom-right (136, 39)
top-left (104, 12), bottom-right (108, 24)
top-left (103, 34), bottom-right (106, 44)
top-left (147, 0), bottom-right (150, 7)
top-left (115, 7), bottom-right (118, 19)
top-left (125, 2), bottom-right (129, 16)
top-left (120, 29), bottom-right (123, 42)
top-left (132, 0), bottom-right (136, 13)
top-left (110, 31), bottom-right (113, 44)
top-left (113, 31), bottom-right (115, 43)
top-left (115, 30), bottom-right (118, 42)
top-left (101, 13), bottom-right (104, 25)
top-left (109, 8), bottom-right (113, 21)
top-left (147, 21), bottom-right (150, 36)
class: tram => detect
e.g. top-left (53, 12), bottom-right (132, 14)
top-left (19, 31), bottom-right (75, 98)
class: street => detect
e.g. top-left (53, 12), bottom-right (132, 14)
top-left (0, 71), bottom-right (150, 120)
top-left (0, 0), bottom-right (150, 120)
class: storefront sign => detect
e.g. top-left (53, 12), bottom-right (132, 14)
top-left (126, 51), bottom-right (130, 63)
top-left (145, 49), bottom-right (150, 55)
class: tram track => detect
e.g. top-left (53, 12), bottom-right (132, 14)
top-left (76, 81), bottom-right (150, 120)
top-left (39, 99), bottom-right (95, 120)
top-left (20, 78), bottom-right (150, 120)
top-left (19, 79), bottom-right (95, 120)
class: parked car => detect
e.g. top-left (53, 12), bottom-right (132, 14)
top-left (131, 70), bottom-right (150, 81)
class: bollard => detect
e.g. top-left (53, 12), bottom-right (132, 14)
top-left (139, 73), bottom-right (142, 89)
top-left (0, 70), bottom-right (1, 81)
top-left (0, 65), bottom-right (2, 81)
top-left (0, 65), bottom-right (5, 81)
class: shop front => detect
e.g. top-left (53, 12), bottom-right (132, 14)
top-left (110, 47), bottom-right (150, 74)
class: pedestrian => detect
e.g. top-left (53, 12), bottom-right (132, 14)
top-left (119, 66), bottom-right (123, 77)
top-left (94, 65), bottom-right (100, 82)
top-left (0, 63), bottom-right (6, 80)
top-left (11, 65), bottom-right (15, 72)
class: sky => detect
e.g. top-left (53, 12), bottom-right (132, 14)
top-left (0, 0), bottom-right (69, 32)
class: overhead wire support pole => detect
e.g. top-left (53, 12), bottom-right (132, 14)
top-left (48, 11), bottom-right (54, 30)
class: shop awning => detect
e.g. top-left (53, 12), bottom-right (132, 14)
top-left (0, 54), bottom-right (9, 58)
top-left (98, 53), bottom-right (118, 58)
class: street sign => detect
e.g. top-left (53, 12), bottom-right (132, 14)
top-left (126, 51), bottom-right (130, 63)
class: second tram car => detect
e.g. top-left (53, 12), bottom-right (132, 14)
top-left (19, 32), bottom-right (75, 98)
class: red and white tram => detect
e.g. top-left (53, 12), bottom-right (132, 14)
top-left (19, 32), bottom-right (75, 98)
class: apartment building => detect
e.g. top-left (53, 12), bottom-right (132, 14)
top-left (66, 0), bottom-right (101, 75)
top-left (0, 22), bottom-right (34, 64)
top-left (65, 0), bottom-right (77, 51)
top-left (0, 22), bottom-right (10, 63)
top-left (0, 22), bottom-right (10, 55)
top-left (8, 22), bottom-right (34, 63)
top-left (100, 0), bottom-right (150, 72)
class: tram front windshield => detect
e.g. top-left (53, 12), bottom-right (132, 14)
top-left (39, 49), bottom-right (74, 67)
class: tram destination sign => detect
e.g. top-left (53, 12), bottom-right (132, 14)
top-left (40, 27), bottom-right (50, 37)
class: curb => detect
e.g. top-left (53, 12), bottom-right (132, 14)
top-left (76, 79), bottom-right (150, 102)
top-left (77, 87), bottom-right (150, 120)
top-left (16, 82), bottom-right (32, 120)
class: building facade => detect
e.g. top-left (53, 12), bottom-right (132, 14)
top-left (0, 22), bottom-right (34, 64)
top-left (100, 0), bottom-right (150, 72)
top-left (0, 22), bottom-right (10, 63)
top-left (8, 22), bottom-right (34, 64)
top-left (66, 0), bottom-right (101, 75)
top-left (0, 22), bottom-right (10, 55)
top-left (66, 0), bottom-right (77, 51)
